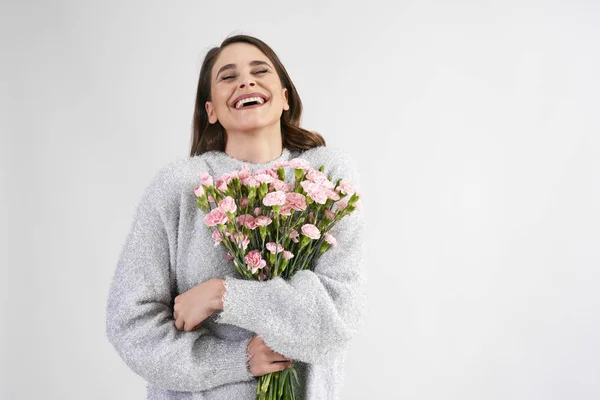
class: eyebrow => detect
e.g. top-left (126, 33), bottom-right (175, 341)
top-left (215, 60), bottom-right (272, 79)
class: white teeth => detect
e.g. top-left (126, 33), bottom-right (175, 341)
top-left (235, 96), bottom-right (266, 109)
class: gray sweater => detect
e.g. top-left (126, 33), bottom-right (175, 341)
top-left (105, 145), bottom-right (367, 400)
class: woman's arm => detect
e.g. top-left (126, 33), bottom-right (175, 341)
top-left (215, 150), bottom-right (368, 365)
top-left (105, 165), bottom-right (255, 392)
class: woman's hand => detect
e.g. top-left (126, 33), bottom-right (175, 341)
top-left (247, 335), bottom-right (292, 377)
top-left (173, 278), bottom-right (225, 332)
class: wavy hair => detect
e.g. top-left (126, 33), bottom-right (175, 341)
top-left (190, 34), bottom-right (326, 156)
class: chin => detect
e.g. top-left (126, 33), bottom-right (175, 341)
top-left (226, 118), bottom-right (279, 133)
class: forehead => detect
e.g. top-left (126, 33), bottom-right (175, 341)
top-left (213, 43), bottom-right (269, 72)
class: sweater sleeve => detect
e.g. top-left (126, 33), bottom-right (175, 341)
top-left (214, 149), bottom-right (368, 365)
top-left (105, 164), bottom-right (255, 392)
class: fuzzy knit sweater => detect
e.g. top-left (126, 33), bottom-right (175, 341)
top-left (105, 145), bottom-right (367, 400)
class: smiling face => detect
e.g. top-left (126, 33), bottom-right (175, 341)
top-left (205, 42), bottom-right (290, 133)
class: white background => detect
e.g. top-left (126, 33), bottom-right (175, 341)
top-left (2, 0), bottom-right (599, 399)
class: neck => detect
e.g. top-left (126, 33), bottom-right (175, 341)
top-left (224, 123), bottom-right (283, 164)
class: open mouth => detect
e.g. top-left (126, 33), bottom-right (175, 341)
top-left (232, 94), bottom-right (270, 110)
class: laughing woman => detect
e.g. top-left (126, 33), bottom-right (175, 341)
top-left (105, 34), bottom-right (367, 400)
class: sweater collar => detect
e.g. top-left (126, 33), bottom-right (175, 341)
top-left (204, 147), bottom-right (292, 176)
top-left (226, 147), bottom-right (290, 167)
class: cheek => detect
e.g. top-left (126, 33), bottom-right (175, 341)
top-left (214, 100), bottom-right (228, 113)
top-left (211, 86), bottom-right (231, 107)
top-left (275, 84), bottom-right (287, 104)
top-left (212, 97), bottom-right (231, 115)
top-left (274, 92), bottom-right (287, 109)
top-left (267, 85), bottom-right (285, 105)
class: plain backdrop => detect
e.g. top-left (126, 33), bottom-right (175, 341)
top-left (2, 0), bottom-right (599, 399)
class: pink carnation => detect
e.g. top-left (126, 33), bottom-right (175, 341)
top-left (266, 242), bottom-right (284, 254)
top-left (232, 232), bottom-right (250, 250)
top-left (204, 208), bottom-right (229, 227)
top-left (282, 250), bottom-right (294, 260)
top-left (271, 179), bottom-right (293, 192)
top-left (337, 180), bottom-right (356, 196)
top-left (254, 207), bottom-right (262, 216)
top-left (272, 160), bottom-right (290, 169)
top-left (311, 190), bottom-right (328, 205)
top-left (326, 189), bottom-right (340, 201)
top-left (194, 185), bottom-right (204, 197)
top-left (197, 172), bottom-right (214, 187)
top-left (265, 168), bottom-right (280, 179)
top-left (280, 203), bottom-right (292, 216)
top-left (225, 252), bottom-right (233, 261)
top-left (285, 193), bottom-right (307, 212)
top-left (324, 209), bottom-right (335, 220)
top-left (288, 158), bottom-right (311, 170)
top-left (301, 224), bottom-right (321, 240)
top-left (238, 165), bottom-right (251, 180)
top-left (255, 216), bottom-right (273, 227)
top-left (225, 171), bottom-right (238, 182)
top-left (245, 250), bottom-right (267, 274)
top-left (263, 191), bottom-right (286, 206)
top-left (218, 196), bottom-right (237, 213)
top-left (254, 173), bottom-right (275, 184)
top-left (336, 201), bottom-right (348, 211)
top-left (241, 198), bottom-right (249, 207)
top-left (212, 229), bottom-right (223, 246)
top-left (215, 177), bottom-right (228, 192)
top-left (236, 214), bottom-right (256, 229)
top-left (289, 229), bottom-right (299, 243)
top-left (300, 181), bottom-right (328, 204)
top-left (324, 233), bottom-right (337, 246)
top-left (307, 169), bottom-right (334, 189)
top-left (300, 180), bottom-right (320, 193)
top-left (241, 176), bottom-right (259, 187)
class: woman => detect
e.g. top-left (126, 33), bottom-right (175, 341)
top-left (106, 34), bottom-right (367, 400)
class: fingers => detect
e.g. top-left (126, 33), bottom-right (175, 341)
top-left (174, 312), bottom-right (183, 330)
top-left (191, 323), bottom-right (202, 331)
top-left (173, 309), bottom-right (181, 330)
top-left (266, 360), bottom-right (293, 375)
top-left (266, 351), bottom-right (291, 363)
top-left (280, 360), bottom-right (293, 370)
top-left (181, 320), bottom-right (201, 332)
top-left (251, 359), bottom-right (292, 377)
top-left (247, 335), bottom-right (293, 376)
top-left (173, 310), bottom-right (201, 331)
top-left (174, 311), bottom-right (193, 331)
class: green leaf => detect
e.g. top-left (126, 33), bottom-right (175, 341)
top-left (267, 374), bottom-right (274, 399)
top-left (261, 372), bottom-right (272, 392)
top-left (290, 366), bottom-right (299, 386)
top-left (273, 371), bottom-right (280, 400)
top-left (278, 369), bottom-right (288, 396)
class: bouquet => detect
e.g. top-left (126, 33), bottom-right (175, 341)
top-left (194, 157), bottom-right (361, 400)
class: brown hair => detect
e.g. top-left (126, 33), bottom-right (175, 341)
top-left (190, 34), bottom-right (326, 157)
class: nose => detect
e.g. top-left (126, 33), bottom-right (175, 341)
top-left (239, 76), bottom-right (256, 89)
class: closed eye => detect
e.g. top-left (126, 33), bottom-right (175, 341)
top-left (221, 69), bottom-right (268, 81)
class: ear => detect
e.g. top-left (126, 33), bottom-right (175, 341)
top-left (205, 101), bottom-right (218, 124)
top-left (282, 88), bottom-right (290, 111)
